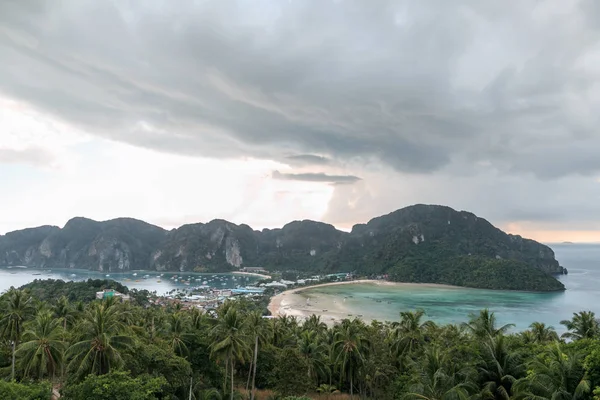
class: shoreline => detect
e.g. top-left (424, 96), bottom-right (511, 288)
top-left (267, 279), bottom-right (461, 321)
top-left (232, 271), bottom-right (272, 279)
top-left (1, 266), bottom-right (271, 279)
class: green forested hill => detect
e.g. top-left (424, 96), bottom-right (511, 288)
top-left (389, 255), bottom-right (565, 291)
top-left (0, 204), bottom-right (566, 291)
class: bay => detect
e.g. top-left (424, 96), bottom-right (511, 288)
top-left (0, 267), bottom-right (260, 295)
top-left (299, 243), bottom-right (600, 332)
top-left (1, 243), bottom-right (598, 332)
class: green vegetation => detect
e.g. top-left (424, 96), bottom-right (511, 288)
top-left (0, 380), bottom-right (51, 399)
top-left (62, 371), bottom-right (166, 400)
top-left (389, 255), bottom-right (565, 291)
top-left (19, 278), bottom-right (153, 305)
top-left (20, 278), bottom-right (129, 302)
top-left (0, 279), bottom-right (599, 399)
top-left (0, 205), bottom-right (566, 291)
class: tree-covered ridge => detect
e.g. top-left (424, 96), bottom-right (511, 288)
top-left (389, 255), bottom-right (565, 291)
top-left (18, 278), bottom-right (154, 306)
top-left (0, 204), bottom-right (565, 291)
top-left (0, 280), bottom-right (599, 399)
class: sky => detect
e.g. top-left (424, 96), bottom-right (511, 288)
top-left (1, 0), bottom-right (600, 242)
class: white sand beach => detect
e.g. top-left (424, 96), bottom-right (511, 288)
top-left (267, 279), bottom-right (460, 325)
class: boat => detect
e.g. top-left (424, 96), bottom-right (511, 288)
top-left (132, 273), bottom-right (137, 276)
top-left (157, 280), bottom-right (162, 283)
top-left (106, 274), bottom-right (110, 277)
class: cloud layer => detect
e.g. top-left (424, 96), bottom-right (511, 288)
top-left (272, 170), bottom-right (361, 185)
top-left (1, 0), bottom-right (600, 237)
top-left (2, 0), bottom-right (599, 177)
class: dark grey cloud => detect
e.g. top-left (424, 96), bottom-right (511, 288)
top-left (284, 154), bottom-right (332, 166)
top-left (1, 0), bottom-right (599, 179)
top-left (272, 170), bottom-right (361, 185)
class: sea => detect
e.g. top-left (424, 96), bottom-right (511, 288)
top-left (0, 268), bottom-right (260, 296)
top-left (299, 243), bottom-right (600, 332)
top-left (1, 243), bottom-right (598, 332)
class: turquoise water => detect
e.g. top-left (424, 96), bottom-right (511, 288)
top-left (1, 244), bottom-right (598, 331)
top-left (0, 268), bottom-right (260, 295)
top-left (302, 243), bottom-right (600, 332)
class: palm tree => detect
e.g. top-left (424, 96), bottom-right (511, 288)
top-left (190, 307), bottom-right (214, 331)
top-left (298, 329), bottom-right (328, 386)
top-left (134, 306), bottom-right (169, 343)
top-left (0, 288), bottom-right (35, 380)
top-left (513, 343), bottom-right (590, 400)
top-left (53, 296), bottom-right (75, 333)
top-left (406, 346), bottom-right (476, 400)
top-left (165, 312), bottom-right (191, 357)
top-left (66, 301), bottom-right (135, 378)
top-left (317, 383), bottom-right (339, 399)
top-left (463, 309), bottom-right (514, 339)
top-left (391, 310), bottom-right (436, 356)
top-left (269, 317), bottom-right (296, 348)
top-left (304, 314), bottom-right (328, 337)
top-left (244, 310), bottom-right (270, 400)
top-left (196, 388), bottom-right (223, 400)
top-left (333, 319), bottom-right (370, 398)
top-left (210, 308), bottom-right (249, 400)
top-left (16, 310), bottom-right (66, 380)
top-left (526, 322), bottom-right (559, 343)
top-left (278, 314), bottom-right (300, 336)
top-left (478, 335), bottom-right (524, 400)
top-left (560, 311), bottom-right (600, 340)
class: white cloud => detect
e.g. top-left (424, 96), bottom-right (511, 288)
top-left (0, 97), bottom-right (87, 169)
top-left (0, 100), bottom-right (335, 233)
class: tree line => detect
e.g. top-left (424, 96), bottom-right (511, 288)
top-left (0, 281), bottom-right (599, 400)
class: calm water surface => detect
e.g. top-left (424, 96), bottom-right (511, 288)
top-left (0, 268), bottom-right (260, 295)
top-left (301, 243), bottom-right (600, 331)
top-left (1, 244), bottom-right (598, 331)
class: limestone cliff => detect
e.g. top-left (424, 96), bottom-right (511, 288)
top-left (0, 205), bottom-right (566, 290)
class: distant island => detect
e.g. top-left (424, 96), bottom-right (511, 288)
top-left (0, 204), bottom-right (566, 291)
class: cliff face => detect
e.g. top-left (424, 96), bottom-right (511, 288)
top-left (0, 204), bottom-right (565, 279)
top-left (0, 218), bottom-right (167, 272)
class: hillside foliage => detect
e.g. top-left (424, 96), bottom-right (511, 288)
top-left (0, 280), bottom-right (598, 399)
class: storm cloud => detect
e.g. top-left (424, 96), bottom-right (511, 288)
top-left (2, 0), bottom-right (599, 177)
top-left (2, 0), bottom-right (600, 232)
